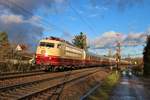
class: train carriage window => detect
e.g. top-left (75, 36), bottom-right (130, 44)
top-left (57, 44), bottom-right (62, 48)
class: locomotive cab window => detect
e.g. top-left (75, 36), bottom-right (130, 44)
top-left (39, 42), bottom-right (46, 46)
top-left (46, 43), bottom-right (54, 48)
top-left (39, 42), bottom-right (54, 48)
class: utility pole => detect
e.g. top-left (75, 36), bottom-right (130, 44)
top-left (116, 41), bottom-right (121, 70)
top-left (108, 49), bottom-right (112, 57)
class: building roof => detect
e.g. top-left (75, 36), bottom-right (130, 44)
top-left (16, 44), bottom-right (28, 51)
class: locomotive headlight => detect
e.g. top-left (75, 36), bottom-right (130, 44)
top-left (45, 53), bottom-right (48, 57)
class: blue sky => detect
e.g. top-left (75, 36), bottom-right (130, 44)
top-left (41, 0), bottom-right (150, 57)
top-left (0, 0), bottom-right (150, 57)
top-left (40, 0), bottom-right (150, 37)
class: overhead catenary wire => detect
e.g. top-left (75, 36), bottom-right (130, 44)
top-left (4, 0), bottom-right (66, 33)
top-left (121, 53), bottom-right (143, 57)
top-left (3, 0), bottom-right (48, 29)
top-left (3, 0), bottom-right (143, 58)
top-left (5, 0), bottom-right (99, 38)
top-left (67, 0), bottom-right (98, 36)
top-left (2, 1), bottom-right (74, 99)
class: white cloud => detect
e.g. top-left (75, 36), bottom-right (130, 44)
top-left (0, 0), bottom-right (67, 17)
top-left (69, 16), bottom-right (77, 21)
top-left (0, 0), bottom-right (68, 50)
top-left (89, 30), bottom-right (148, 49)
top-left (0, 14), bottom-right (24, 24)
top-left (89, 31), bottom-right (125, 48)
top-left (88, 14), bottom-right (99, 18)
top-left (27, 16), bottom-right (42, 25)
top-left (126, 32), bottom-right (142, 40)
top-left (0, 14), bottom-right (42, 26)
top-left (94, 6), bottom-right (108, 11)
top-left (89, 0), bottom-right (143, 12)
top-left (0, 13), bottom-right (44, 49)
top-left (102, 31), bottom-right (124, 39)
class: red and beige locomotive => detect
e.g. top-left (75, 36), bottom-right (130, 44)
top-left (35, 37), bottom-right (129, 71)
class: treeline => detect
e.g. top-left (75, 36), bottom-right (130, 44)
top-left (72, 32), bottom-right (88, 50)
top-left (143, 35), bottom-right (150, 76)
top-left (0, 32), bottom-right (40, 72)
top-left (0, 32), bottom-right (11, 60)
top-left (0, 32), bottom-right (30, 60)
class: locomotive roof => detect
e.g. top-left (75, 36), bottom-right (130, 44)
top-left (86, 51), bottom-right (115, 59)
top-left (42, 36), bottom-right (83, 49)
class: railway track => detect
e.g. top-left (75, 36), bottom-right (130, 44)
top-left (0, 67), bottom-right (102, 100)
top-left (0, 70), bottom-right (46, 80)
top-left (0, 70), bottom-right (43, 76)
top-left (0, 68), bottom-right (98, 89)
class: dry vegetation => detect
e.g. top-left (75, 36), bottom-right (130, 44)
top-left (59, 70), bottom-right (109, 100)
top-left (0, 37), bottom-right (37, 72)
top-left (87, 72), bottom-right (120, 100)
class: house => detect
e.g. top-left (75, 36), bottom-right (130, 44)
top-left (15, 44), bottom-right (28, 51)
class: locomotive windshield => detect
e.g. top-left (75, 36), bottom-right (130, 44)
top-left (39, 42), bottom-right (54, 48)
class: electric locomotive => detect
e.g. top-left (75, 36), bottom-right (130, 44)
top-left (36, 37), bottom-right (85, 71)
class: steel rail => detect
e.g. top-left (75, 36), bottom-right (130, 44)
top-left (18, 69), bottom-right (100, 99)
top-left (0, 68), bottom-right (98, 92)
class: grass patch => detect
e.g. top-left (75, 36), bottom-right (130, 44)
top-left (88, 71), bottom-right (120, 100)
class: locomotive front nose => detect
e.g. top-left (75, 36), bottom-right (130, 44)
top-left (41, 49), bottom-right (46, 55)
top-left (36, 41), bottom-right (58, 66)
top-left (36, 49), bottom-right (50, 65)
top-left (41, 49), bottom-right (48, 57)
